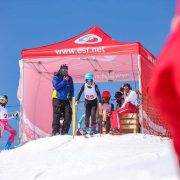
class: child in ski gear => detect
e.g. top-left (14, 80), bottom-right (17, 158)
top-left (110, 83), bottom-right (139, 134)
top-left (76, 73), bottom-right (102, 134)
top-left (114, 91), bottom-right (124, 110)
top-left (76, 114), bottom-right (86, 135)
top-left (77, 114), bottom-right (85, 127)
top-left (52, 64), bottom-right (74, 135)
top-left (98, 91), bottom-right (114, 133)
top-left (0, 95), bottom-right (18, 150)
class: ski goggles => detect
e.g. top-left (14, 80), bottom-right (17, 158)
top-left (86, 79), bottom-right (93, 83)
top-left (61, 68), bottom-right (68, 73)
top-left (102, 97), bottom-right (110, 101)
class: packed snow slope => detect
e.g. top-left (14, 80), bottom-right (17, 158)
top-left (0, 134), bottom-right (179, 180)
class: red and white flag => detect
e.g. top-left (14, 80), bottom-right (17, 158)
top-left (151, 0), bottom-right (180, 165)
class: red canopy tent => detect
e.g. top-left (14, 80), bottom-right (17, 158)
top-left (18, 26), bottom-right (168, 143)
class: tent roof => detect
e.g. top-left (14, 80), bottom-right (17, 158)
top-left (19, 26), bottom-right (158, 141)
top-left (22, 26), bottom-right (148, 59)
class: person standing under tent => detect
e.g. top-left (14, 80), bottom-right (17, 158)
top-left (76, 73), bottom-right (102, 134)
top-left (0, 95), bottom-right (19, 150)
top-left (52, 64), bottom-right (74, 135)
top-left (98, 91), bottom-right (114, 134)
top-left (110, 83), bottom-right (138, 134)
top-left (114, 91), bottom-right (124, 110)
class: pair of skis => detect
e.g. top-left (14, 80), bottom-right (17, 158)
top-left (78, 128), bottom-right (98, 138)
top-left (78, 109), bottom-right (107, 138)
top-left (74, 101), bottom-right (108, 138)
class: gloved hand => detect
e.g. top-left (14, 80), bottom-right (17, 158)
top-left (106, 111), bottom-right (111, 117)
top-left (97, 118), bottom-right (102, 124)
top-left (76, 100), bottom-right (80, 105)
top-left (13, 111), bottom-right (19, 118)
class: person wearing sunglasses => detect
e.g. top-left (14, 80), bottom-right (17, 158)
top-left (52, 64), bottom-right (74, 136)
top-left (76, 73), bottom-right (102, 134)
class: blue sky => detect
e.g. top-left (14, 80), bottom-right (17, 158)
top-left (0, 0), bottom-right (176, 147)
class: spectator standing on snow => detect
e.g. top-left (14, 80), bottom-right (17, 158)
top-left (52, 64), bottom-right (74, 135)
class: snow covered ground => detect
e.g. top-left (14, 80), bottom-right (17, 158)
top-left (0, 134), bottom-right (179, 180)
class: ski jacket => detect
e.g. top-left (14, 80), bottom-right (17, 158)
top-left (99, 102), bottom-right (114, 116)
top-left (121, 90), bottom-right (138, 108)
top-left (115, 98), bottom-right (124, 110)
top-left (52, 73), bottom-right (74, 101)
top-left (0, 106), bottom-right (14, 120)
top-left (76, 83), bottom-right (102, 102)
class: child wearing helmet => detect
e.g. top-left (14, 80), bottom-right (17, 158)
top-left (114, 91), bottom-right (124, 109)
top-left (0, 95), bottom-right (19, 150)
top-left (76, 73), bottom-right (102, 134)
top-left (98, 91), bottom-right (114, 134)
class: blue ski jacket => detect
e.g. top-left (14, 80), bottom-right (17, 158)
top-left (52, 73), bottom-right (74, 101)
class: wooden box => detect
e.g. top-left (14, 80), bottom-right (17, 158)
top-left (120, 113), bottom-right (140, 134)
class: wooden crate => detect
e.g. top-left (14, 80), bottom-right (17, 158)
top-left (121, 113), bottom-right (138, 119)
top-left (120, 113), bottom-right (140, 134)
top-left (121, 124), bottom-right (138, 129)
top-left (120, 119), bottom-right (138, 125)
top-left (121, 129), bottom-right (139, 133)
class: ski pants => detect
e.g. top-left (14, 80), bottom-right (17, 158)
top-left (110, 102), bottom-right (138, 130)
top-left (98, 116), bottom-right (111, 134)
top-left (52, 98), bottom-right (72, 134)
top-left (0, 119), bottom-right (17, 143)
top-left (106, 117), bottom-right (111, 133)
top-left (84, 98), bottom-right (98, 128)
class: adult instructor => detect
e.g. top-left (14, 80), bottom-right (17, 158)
top-left (52, 64), bottom-right (74, 135)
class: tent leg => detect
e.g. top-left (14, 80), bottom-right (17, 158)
top-left (18, 59), bottom-right (24, 145)
top-left (138, 55), bottom-right (143, 133)
top-left (72, 97), bottom-right (76, 138)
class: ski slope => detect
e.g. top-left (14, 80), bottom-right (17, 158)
top-left (0, 134), bottom-right (179, 180)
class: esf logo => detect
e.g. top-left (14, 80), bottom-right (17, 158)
top-left (75, 34), bottom-right (102, 44)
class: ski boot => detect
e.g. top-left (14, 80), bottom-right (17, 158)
top-left (5, 141), bottom-right (14, 150)
top-left (77, 128), bottom-right (86, 135)
top-left (109, 128), bottom-right (121, 135)
top-left (89, 127), bottom-right (98, 135)
top-left (52, 131), bottom-right (60, 136)
top-left (61, 128), bottom-right (68, 135)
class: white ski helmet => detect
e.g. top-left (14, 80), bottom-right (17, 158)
top-left (0, 95), bottom-right (8, 106)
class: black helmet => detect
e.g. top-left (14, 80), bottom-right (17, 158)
top-left (114, 91), bottom-right (123, 99)
top-left (123, 83), bottom-right (132, 90)
top-left (60, 64), bottom-right (68, 70)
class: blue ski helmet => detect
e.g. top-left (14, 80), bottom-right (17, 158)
top-left (85, 73), bottom-right (94, 81)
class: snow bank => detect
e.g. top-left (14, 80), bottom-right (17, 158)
top-left (0, 134), bottom-right (179, 180)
